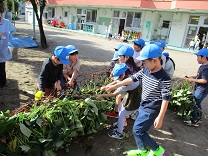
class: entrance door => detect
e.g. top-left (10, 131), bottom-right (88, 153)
top-left (184, 26), bottom-right (198, 48)
top-left (198, 27), bottom-right (208, 48)
top-left (118, 19), bottom-right (125, 36)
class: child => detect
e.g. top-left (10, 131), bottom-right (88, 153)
top-left (117, 45), bottom-right (139, 74)
top-left (97, 63), bottom-right (141, 139)
top-left (184, 48), bottom-right (208, 127)
top-left (157, 41), bottom-right (167, 68)
top-left (106, 44), bottom-right (171, 156)
top-left (133, 38), bottom-right (145, 68)
top-left (163, 52), bottom-right (175, 79)
top-left (61, 45), bottom-right (80, 88)
top-left (189, 39), bottom-right (195, 51)
top-left (106, 45), bottom-right (134, 118)
top-left (108, 44), bottom-right (124, 71)
top-left (37, 46), bottom-right (70, 97)
top-left (0, 3), bottom-right (16, 89)
top-left (195, 39), bottom-right (200, 51)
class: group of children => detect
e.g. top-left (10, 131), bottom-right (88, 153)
top-left (36, 45), bottom-right (80, 98)
top-left (98, 42), bottom-right (171, 156)
top-left (35, 37), bottom-right (208, 156)
top-left (96, 38), bottom-right (208, 156)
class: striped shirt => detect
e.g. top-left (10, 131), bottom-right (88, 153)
top-left (131, 67), bottom-right (171, 112)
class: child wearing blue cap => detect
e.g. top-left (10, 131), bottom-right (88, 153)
top-left (37, 46), bottom-right (70, 97)
top-left (157, 41), bottom-right (167, 69)
top-left (118, 45), bottom-right (139, 74)
top-left (108, 44), bottom-right (124, 70)
top-left (106, 44), bottom-right (171, 156)
top-left (97, 63), bottom-right (141, 139)
top-left (184, 48), bottom-right (208, 127)
top-left (133, 38), bottom-right (145, 68)
top-left (163, 52), bottom-right (175, 78)
top-left (62, 45), bottom-right (80, 88)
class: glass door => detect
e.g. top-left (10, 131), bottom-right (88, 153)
top-left (184, 26), bottom-right (198, 48)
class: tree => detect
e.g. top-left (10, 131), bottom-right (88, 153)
top-left (30, 0), bottom-right (47, 48)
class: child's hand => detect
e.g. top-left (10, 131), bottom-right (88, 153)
top-left (106, 86), bottom-right (114, 92)
top-left (185, 77), bottom-right (194, 82)
top-left (101, 86), bottom-right (106, 91)
top-left (154, 116), bottom-right (163, 129)
top-left (96, 95), bottom-right (103, 99)
top-left (55, 84), bottom-right (62, 91)
top-left (68, 80), bottom-right (74, 88)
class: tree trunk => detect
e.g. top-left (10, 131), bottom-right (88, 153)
top-left (37, 18), bottom-right (47, 48)
top-left (30, 0), bottom-right (48, 48)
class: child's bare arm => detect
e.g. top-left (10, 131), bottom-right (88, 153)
top-left (185, 77), bottom-right (207, 84)
top-left (96, 90), bottom-right (119, 99)
top-left (154, 100), bottom-right (169, 129)
top-left (101, 81), bottom-right (118, 91)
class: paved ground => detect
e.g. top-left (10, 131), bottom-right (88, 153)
top-left (0, 21), bottom-right (208, 156)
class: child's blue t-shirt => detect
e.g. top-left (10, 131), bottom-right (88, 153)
top-left (195, 64), bottom-right (208, 94)
top-left (131, 67), bottom-right (171, 113)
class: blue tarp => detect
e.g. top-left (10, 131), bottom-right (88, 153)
top-left (9, 36), bottom-right (38, 48)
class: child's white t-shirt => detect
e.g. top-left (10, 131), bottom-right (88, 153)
top-left (133, 51), bottom-right (142, 67)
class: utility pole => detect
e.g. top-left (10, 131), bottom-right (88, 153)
top-left (33, 9), bottom-right (36, 40)
top-left (12, 0), bottom-right (15, 26)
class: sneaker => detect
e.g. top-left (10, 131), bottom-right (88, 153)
top-left (184, 120), bottom-right (199, 127)
top-left (109, 123), bottom-right (118, 131)
top-left (106, 110), bottom-right (118, 118)
top-left (108, 130), bottom-right (123, 139)
top-left (124, 149), bottom-right (149, 156)
top-left (196, 118), bottom-right (202, 124)
top-left (147, 146), bottom-right (165, 156)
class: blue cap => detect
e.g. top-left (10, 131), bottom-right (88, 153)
top-left (66, 45), bottom-right (78, 54)
top-left (136, 44), bottom-right (162, 60)
top-left (194, 48), bottom-right (208, 57)
top-left (115, 44), bottom-right (124, 51)
top-left (163, 52), bottom-right (169, 57)
top-left (150, 40), bottom-right (156, 44)
top-left (157, 41), bottom-right (166, 48)
top-left (134, 38), bottom-right (145, 47)
top-left (112, 51), bottom-right (119, 61)
top-left (54, 46), bottom-right (70, 64)
top-left (117, 45), bottom-right (134, 57)
top-left (112, 63), bottom-right (128, 80)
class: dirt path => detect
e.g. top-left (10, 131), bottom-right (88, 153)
top-left (0, 22), bottom-right (208, 156)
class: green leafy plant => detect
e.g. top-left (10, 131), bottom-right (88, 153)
top-left (170, 80), bottom-right (194, 120)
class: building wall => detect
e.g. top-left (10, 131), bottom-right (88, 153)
top-left (97, 9), bottom-right (113, 35)
top-left (168, 13), bottom-right (189, 47)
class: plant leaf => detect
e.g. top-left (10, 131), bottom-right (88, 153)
top-left (20, 145), bottom-right (31, 152)
top-left (20, 123), bottom-right (32, 138)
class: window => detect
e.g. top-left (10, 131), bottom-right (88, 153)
top-left (188, 16), bottom-right (200, 24)
top-left (86, 10), bottom-right (97, 23)
top-left (162, 20), bottom-right (170, 28)
top-left (64, 11), bottom-right (68, 17)
top-left (133, 12), bottom-right (141, 28)
top-left (77, 9), bottom-right (82, 14)
top-left (126, 12), bottom-right (133, 27)
top-left (126, 12), bottom-right (141, 28)
top-left (204, 18), bottom-right (208, 25)
top-left (113, 11), bottom-right (120, 17)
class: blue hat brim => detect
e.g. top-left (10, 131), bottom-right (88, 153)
top-left (112, 58), bottom-right (118, 61)
top-left (136, 56), bottom-right (148, 61)
top-left (113, 76), bottom-right (119, 81)
top-left (60, 59), bottom-right (70, 64)
top-left (69, 49), bottom-right (78, 54)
